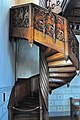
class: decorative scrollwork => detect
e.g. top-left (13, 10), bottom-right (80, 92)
top-left (34, 7), bottom-right (56, 41)
top-left (34, 6), bottom-right (65, 42)
top-left (34, 7), bottom-right (44, 30)
top-left (68, 25), bottom-right (79, 60)
top-left (10, 6), bottom-right (29, 28)
top-left (10, 3), bottom-right (65, 43)
top-left (56, 17), bottom-right (64, 41)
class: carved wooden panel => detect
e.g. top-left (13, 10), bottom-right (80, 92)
top-left (10, 5), bottom-right (29, 28)
top-left (34, 6), bottom-right (65, 43)
top-left (10, 3), bottom-right (65, 42)
top-left (10, 3), bottom-right (79, 69)
top-left (56, 16), bottom-right (64, 42)
top-left (68, 25), bottom-right (79, 61)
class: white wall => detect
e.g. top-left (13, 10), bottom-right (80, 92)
top-left (16, 0), bottom-right (39, 5)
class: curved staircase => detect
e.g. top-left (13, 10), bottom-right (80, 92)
top-left (9, 3), bottom-right (79, 120)
top-left (46, 50), bottom-right (77, 91)
top-left (13, 92), bottom-right (40, 120)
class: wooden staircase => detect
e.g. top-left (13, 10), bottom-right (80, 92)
top-left (9, 3), bottom-right (79, 120)
top-left (8, 75), bottom-right (41, 120)
top-left (47, 51), bottom-right (77, 91)
top-left (13, 92), bottom-right (40, 120)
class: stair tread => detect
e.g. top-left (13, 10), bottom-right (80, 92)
top-left (49, 66), bottom-right (76, 73)
top-left (17, 104), bottom-right (39, 110)
top-left (14, 114), bottom-right (39, 117)
top-left (14, 118), bottom-right (40, 120)
top-left (14, 109), bottom-right (39, 114)
top-left (47, 53), bottom-right (64, 62)
top-left (13, 92), bottom-right (40, 120)
top-left (49, 72), bottom-right (76, 78)
top-left (48, 59), bottom-right (73, 67)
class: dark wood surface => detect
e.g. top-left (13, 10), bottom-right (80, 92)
top-left (62, 0), bottom-right (80, 35)
top-left (8, 75), bottom-right (39, 120)
top-left (13, 92), bottom-right (40, 120)
top-left (70, 97), bottom-right (80, 118)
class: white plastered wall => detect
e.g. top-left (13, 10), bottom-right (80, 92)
top-left (15, 0), bottom-right (39, 5)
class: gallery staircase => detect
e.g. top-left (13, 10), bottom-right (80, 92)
top-left (9, 3), bottom-right (79, 120)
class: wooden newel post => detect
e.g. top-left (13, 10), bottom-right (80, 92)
top-left (28, 4), bottom-right (34, 47)
top-left (64, 19), bottom-right (68, 61)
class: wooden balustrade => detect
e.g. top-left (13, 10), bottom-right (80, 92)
top-left (10, 3), bottom-right (79, 70)
top-left (68, 24), bottom-right (79, 69)
top-left (10, 3), bottom-right (66, 53)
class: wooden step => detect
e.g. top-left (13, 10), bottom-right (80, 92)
top-left (48, 60), bottom-right (73, 67)
top-left (14, 110), bottom-right (39, 115)
top-left (49, 82), bottom-right (64, 86)
top-left (14, 118), bottom-right (39, 120)
top-left (49, 66), bottom-right (76, 73)
top-left (14, 114), bottom-right (39, 120)
top-left (49, 77), bottom-right (75, 83)
top-left (13, 92), bottom-right (40, 120)
top-left (49, 82), bottom-right (65, 91)
top-left (14, 111), bottom-right (40, 120)
top-left (49, 77), bottom-right (75, 91)
top-left (49, 78), bottom-right (68, 89)
top-left (49, 78), bottom-right (65, 83)
top-left (49, 82), bottom-right (61, 87)
top-left (49, 72), bottom-right (76, 78)
top-left (47, 53), bottom-right (64, 62)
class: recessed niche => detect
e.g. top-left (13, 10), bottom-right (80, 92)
top-left (3, 93), bottom-right (5, 102)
